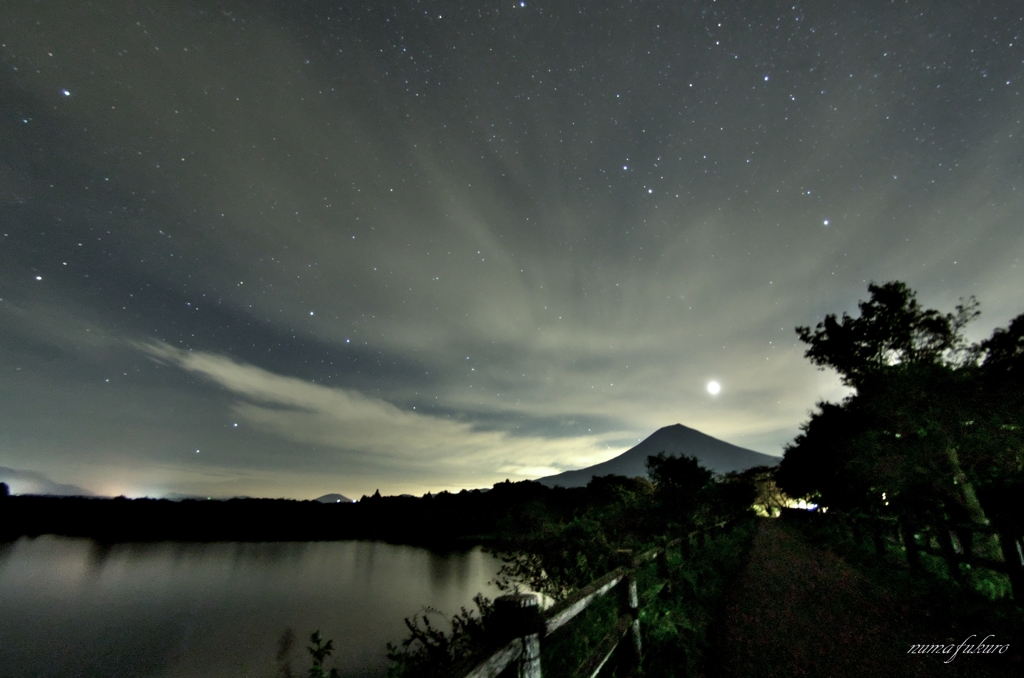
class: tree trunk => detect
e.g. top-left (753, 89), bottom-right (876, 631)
top-left (955, 527), bottom-right (974, 564)
top-left (945, 447), bottom-right (1005, 564)
top-left (851, 516), bottom-right (872, 554)
top-left (872, 522), bottom-right (888, 558)
top-left (994, 528), bottom-right (1024, 602)
top-left (898, 516), bottom-right (921, 571)
top-left (937, 526), bottom-right (963, 582)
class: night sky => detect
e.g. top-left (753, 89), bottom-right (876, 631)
top-left (2, 0), bottom-right (1023, 500)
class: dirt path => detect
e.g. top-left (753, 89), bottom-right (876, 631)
top-left (715, 518), bottom-right (1015, 678)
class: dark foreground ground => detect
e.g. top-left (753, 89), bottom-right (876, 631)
top-left (715, 518), bottom-right (1022, 678)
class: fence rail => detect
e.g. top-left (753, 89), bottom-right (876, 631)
top-left (783, 508), bottom-right (1024, 595)
top-left (459, 522), bottom-right (731, 678)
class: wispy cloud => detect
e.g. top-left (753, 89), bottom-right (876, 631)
top-left (137, 342), bottom-right (620, 485)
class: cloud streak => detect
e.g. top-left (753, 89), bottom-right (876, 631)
top-left (138, 342), bottom-right (621, 487)
top-left (2, 1), bottom-right (1022, 499)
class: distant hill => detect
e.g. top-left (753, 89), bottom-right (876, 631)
top-left (0, 467), bottom-right (94, 497)
top-left (163, 493), bottom-right (251, 501)
top-left (536, 424), bottom-right (779, 488)
top-left (314, 493), bottom-right (354, 503)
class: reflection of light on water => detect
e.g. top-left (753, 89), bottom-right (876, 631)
top-left (0, 537), bottom-right (504, 677)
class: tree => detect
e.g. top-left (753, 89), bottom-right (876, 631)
top-left (795, 281), bottom-right (979, 388)
top-left (646, 453), bottom-right (714, 529)
top-left (971, 312), bottom-right (1024, 584)
top-left (779, 281), bottom-right (1023, 597)
top-left (779, 282), bottom-right (980, 526)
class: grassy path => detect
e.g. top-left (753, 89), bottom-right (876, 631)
top-left (714, 518), bottom-right (1018, 678)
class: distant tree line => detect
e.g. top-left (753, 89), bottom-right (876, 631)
top-left (0, 466), bottom-right (756, 547)
top-left (0, 485), bottom-right (567, 545)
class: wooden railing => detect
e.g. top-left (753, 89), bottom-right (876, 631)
top-left (458, 521), bottom-right (732, 678)
top-left (782, 508), bottom-right (1024, 598)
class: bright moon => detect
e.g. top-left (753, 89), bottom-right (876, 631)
top-left (707, 381), bottom-right (721, 395)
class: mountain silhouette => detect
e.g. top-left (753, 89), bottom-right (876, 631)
top-left (536, 424), bottom-right (779, 488)
top-left (314, 493), bottom-right (354, 503)
top-left (0, 467), bottom-right (94, 497)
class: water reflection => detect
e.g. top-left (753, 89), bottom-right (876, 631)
top-left (428, 548), bottom-right (474, 592)
top-left (0, 536), bottom-right (501, 678)
top-left (87, 540), bottom-right (115, 570)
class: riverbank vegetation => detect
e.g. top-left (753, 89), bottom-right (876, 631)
top-left (0, 479), bottom-right (654, 545)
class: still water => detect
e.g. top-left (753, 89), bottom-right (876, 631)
top-left (0, 536), bottom-right (503, 678)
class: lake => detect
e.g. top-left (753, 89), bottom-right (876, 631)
top-left (0, 536), bottom-right (503, 677)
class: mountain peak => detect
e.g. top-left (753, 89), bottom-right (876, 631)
top-left (536, 424), bottom-right (779, 488)
top-left (314, 493), bottom-right (354, 503)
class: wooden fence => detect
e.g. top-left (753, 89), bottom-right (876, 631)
top-left (781, 508), bottom-right (1024, 596)
top-left (458, 521), bottom-right (732, 678)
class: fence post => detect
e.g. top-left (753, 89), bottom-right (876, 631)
top-left (493, 593), bottom-right (542, 678)
top-left (657, 545), bottom-right (672, 597)
top-left (626, 573), bottom-right (642, 659)
top-left (616, 550), bottom-right (642, 666)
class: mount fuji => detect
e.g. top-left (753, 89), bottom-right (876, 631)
top-left (536, 424), bottom-right (779, 488)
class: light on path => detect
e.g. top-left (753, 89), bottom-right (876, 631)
top-left (707, 381), bottom-right (721, 395)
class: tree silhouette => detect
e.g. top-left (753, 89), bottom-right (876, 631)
top-left (795, 281), bottom-right (979, 387)
top-left (306, 630), bottom-right (341, 678)
top-left (778, 281), bottom-right (1024, 598)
